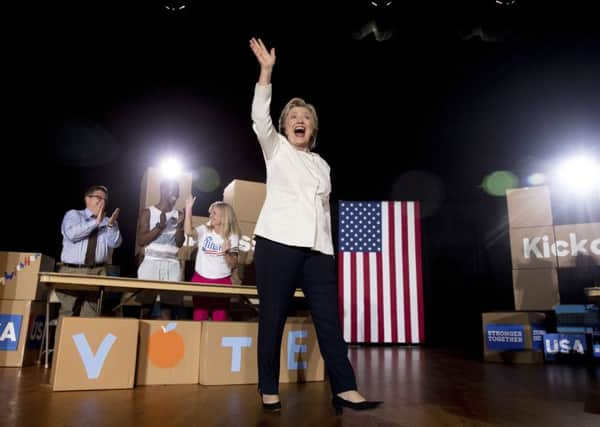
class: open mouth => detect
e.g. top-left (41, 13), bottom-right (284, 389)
top-left (294, 126), bottom-right (306, 138)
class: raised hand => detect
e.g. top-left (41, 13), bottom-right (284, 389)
top-left (108, 208), bottom-right (120, 226)
top-left (95, 200), bottom-right (106, 224)
top-left (250, 37), bottom-right (276, 71)
top-left (185, 196), bottom-right (196, 211)
top-left (158, 211), bottom-right (167, 230)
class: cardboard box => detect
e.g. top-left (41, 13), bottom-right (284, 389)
top-left (198, 320), bottom-right (325, 386)
top-left (279, 319), bottom-right (325, 383)
top-left (513, 268), bottom-right (560, 310)
top-left (0, 252), bottom-right (55, 301)
top-left (482, 312), bottom-right (546, 364)
top-left (506, 186), bottom-right (553, 228)
top-left (484, 350), bottom-right (545, 364)
top-left (223, 180), bottom-right (266, 223)
top-left (136, 320), bottom-right (202, 386)
top-left (50, 317), bottom-right (139, 391)
top-left (199, 321), bottom-right (259, 385)
top-left (554, 223), bottom-right (600, 268)
top-left (0, 300), bottom-right (45, 367)
top-left (192, 215), bottom-right (209, 229)
top-left (238, 221), bottom-right (256, 238)
top-left (509, 226), bottom-right (558, 269)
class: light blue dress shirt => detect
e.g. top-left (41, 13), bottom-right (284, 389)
top-left (60, 208), bottom-right (122, 265)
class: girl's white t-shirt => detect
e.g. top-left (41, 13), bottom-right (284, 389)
top-left (194, 224), bottom-right (240, 279)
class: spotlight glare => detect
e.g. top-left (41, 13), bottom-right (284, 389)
top-left (555, 155), bottom-right (600, 195)
top-left (527, 173), bottom-right (546, 186)
top-left (160, 157), bottom-right (182, 179)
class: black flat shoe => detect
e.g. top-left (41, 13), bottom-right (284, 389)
top-left (332, 395), bottom-right (382, 415)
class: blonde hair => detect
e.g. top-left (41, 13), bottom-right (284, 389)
top-left (206, 201), bottom-right (242, 239)
top-left (278, 97), bottom-right (319, 149)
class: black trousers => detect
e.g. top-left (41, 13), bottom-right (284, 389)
top-left (254, 237), bottom-right (357, 395)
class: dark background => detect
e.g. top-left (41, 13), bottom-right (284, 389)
top-left (3, 0), bottom-right (600, 350)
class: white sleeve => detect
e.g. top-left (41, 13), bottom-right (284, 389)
top-left (251, 83), bottom-right (280, 160)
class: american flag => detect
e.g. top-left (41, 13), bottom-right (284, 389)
top-left (338, 201), bottom-right (424, 344)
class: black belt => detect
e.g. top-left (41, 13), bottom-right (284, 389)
top-left (63, 263), bottom-right (106, 269)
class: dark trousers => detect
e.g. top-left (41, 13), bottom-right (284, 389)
top-left (254, 237), bottom-right (357, 395)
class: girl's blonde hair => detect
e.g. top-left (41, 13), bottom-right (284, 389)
top-left (206, 201), bottom-right (242, 239)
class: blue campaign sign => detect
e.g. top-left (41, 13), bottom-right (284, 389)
top-left (531, 324), bottom-right (546, 351)
top-left (0, 314), bottom-right (24, 351)
top-left (486, 324), bottom-right (526, 351)
top-left (543, 333), bottom-right (587, 361)
top-left (26, 315), bottom-right (45, 349)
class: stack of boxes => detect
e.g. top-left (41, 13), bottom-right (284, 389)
top-left (0, 252), bottom-right (54, 367)
top-left (484, 185), bottom-right (600, 363)
top-left (506, 186), bottom-right (560, 310)
top-left (482, 186), bottom-right (557, 364)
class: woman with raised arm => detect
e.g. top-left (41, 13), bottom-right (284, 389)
top-left (249, 37), bottom-right (382, 415)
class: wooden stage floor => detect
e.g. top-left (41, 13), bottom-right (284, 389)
top-left (1, 346), bottom-right (599, 426)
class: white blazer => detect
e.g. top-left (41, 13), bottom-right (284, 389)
top-left (251, 84), bottom-right (334, 255)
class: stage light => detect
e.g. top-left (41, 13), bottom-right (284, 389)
top-left (353, 0), bottom-right (395, 42)
top-left (163, 1), bottom-right (188, 12)
top-left (555, 155), bottom-right (600, 196)
top-left (526, 173), bottom-right (546, 186)
top-left (160, 157), bottom-right (182, 179)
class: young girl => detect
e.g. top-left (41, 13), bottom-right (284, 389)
top-left (184, 197), bottom-right (241, 321)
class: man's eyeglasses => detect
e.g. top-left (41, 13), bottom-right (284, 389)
top-left (87, 195), bottom-right (107, 202)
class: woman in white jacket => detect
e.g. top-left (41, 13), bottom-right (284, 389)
top-left (249, 37), bottom-right (382, 415)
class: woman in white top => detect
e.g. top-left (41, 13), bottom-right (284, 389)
top-left (136, 180), bottom-right (185, 318)
top-left (137, 181), bottom-right (184, 281)
top-left (184, 198), bottom-right (241, 321)
top-left (249, 37), bottom-right (381, 414)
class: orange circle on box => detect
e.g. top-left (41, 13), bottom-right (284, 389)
top-left (148, 329), bottom-right (185, 368)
